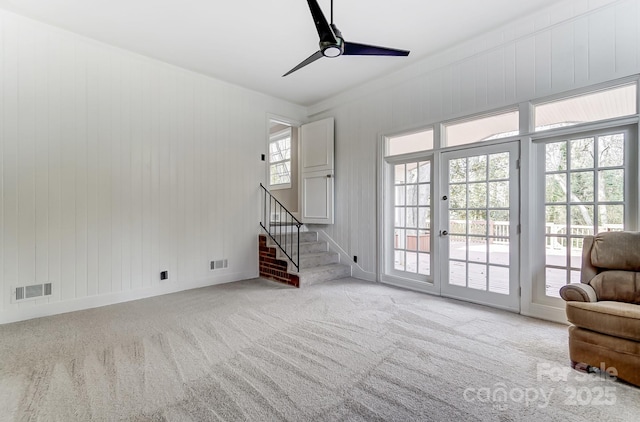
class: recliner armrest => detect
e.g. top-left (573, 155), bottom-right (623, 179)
top-left (559, 283), bottom-right (598, 302)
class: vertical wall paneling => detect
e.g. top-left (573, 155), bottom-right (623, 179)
top-left (208, 82), bottom-right (220, 270)
top-left (573, 16), bottom-right (591, 85)
top-left (515, 37), bottom-right (536, 105)
top-left (551, 24), bottom-right (575, 90)
top-left (615, 0), bottom-right (639, 74)
top-left (310, 0), bottom-right (640, 284)
top-left (74, 41), bottom-right (88, 299)
top-left (427, 69), bottom-right (443, 121)
top-left (0, 10), bottom-right (306, 322)
top-left (59, 34), bottom-right (77, 302)
top-left (475, 54), bottom-right (489, 110)
top-left (111, 53), bottom-right (123, 294)
top-left (588, 7), bottom-right (616, 82)
top-left (141, 60), bottom-right (154, 291)
top-left (0, 13), bottom-right (5, 308)
top-left (459, 61), bottom-right (476, 112)
top-left (534, 31), bottom-right (553, 95)
top-left (3, 16), bottom-right (18, 308)
top-left (34, 26), bottom-right (49, 300)
top-left (504, 43), bottom-right (517, 103)
top-left (97, 49), bottom-right (112, 296)
top-left (85, 46), bottom-right (99, 298)
top-left (129, 58), bottom-right (143, 291)
top-left (486, 49), bottom-right (506, 106)
top-left (46, 29), bottom-right (62, 306)
top-left (193, 77), bottom-right (204, 281)
top-left (120, 55), bottom-right (132, 293)
top-left (18, 22), bottom-right (37, 308)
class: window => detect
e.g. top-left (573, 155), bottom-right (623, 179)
top-left (269, 128), bottom-right (291, 188)
top-left (534, 83), bottom-right (637, 132)
top-left (541, 130), bottom-right (627, 298)
top-left (386, 128), bottom-right (434, 156)
top-left (444, 110), bottom-right (519, 147)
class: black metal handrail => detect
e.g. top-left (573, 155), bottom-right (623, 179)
top-left (260, 183), bottom-right (302, 271)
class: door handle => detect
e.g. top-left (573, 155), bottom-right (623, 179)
top-left (441, 230), bottom-right (449, 236)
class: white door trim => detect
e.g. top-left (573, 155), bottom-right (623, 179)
top-left (439, 141), bottom-right (521, 313)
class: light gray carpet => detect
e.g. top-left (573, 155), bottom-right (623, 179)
top-left (0, 277), bottom-right (638, 421)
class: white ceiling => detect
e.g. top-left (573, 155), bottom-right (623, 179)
top-left (0, 0), bottom-right (561, 106)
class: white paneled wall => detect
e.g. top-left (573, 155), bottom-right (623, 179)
top-left (311, 0), bottom-right (640, 280)
top-left (0, 10), bottom-right (305, 323)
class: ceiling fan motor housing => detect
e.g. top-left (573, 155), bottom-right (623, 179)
top-left (321, 24), bottom-right (344, 57)
top-left (321, 39), bottom-right (344, 57)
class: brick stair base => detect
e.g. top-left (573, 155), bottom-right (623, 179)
top-left (259, 235), bottom-right (300, 287)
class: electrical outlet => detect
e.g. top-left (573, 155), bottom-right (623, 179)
top-left (160, 271), bottom-right (168, 280)
top-left (261, 154), bottom-right (266, 161)
top-left (353, 256), bottom-right (358, 263)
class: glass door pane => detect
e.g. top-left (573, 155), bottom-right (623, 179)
top-left (441, 142), bottom-right (520, 311)
top-left (392, 160), bottom-right (432, 279)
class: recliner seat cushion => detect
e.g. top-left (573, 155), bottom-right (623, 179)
top-left (591, 231), bottom-right (640, 271)
top-left (566, 301), bottom-right (640, 342)
top-left (589, 270), bottom-right (640, 304)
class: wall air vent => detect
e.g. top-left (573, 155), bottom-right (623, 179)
top-left (211, 259), bottom-right (228, 270)
top-left (13, 283), bottom-right (53, 303)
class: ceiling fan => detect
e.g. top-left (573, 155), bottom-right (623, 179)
top-left (283, 0), bottom-right (410, 76)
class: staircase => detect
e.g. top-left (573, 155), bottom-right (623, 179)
top-left (259, 230), bottom-right (351, 287)
top-left (259, 183), bottom-right (350, 287)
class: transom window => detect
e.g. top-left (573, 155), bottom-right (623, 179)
top-left (444, 109), bottom-right (519, 147)
top-left (534, 83), bottom-right (637, 132)
top-left (386, 128), bottom-right (434, 156)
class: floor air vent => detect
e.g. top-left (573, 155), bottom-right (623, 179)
top-left (14, 283), bottom-right (52, 303)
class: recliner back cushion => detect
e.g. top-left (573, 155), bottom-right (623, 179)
top-left (591, 232), bottom-right (640, 271)
top-left (589, 271), bottom-right (640, 304)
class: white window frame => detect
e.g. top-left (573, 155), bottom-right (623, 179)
top-left (530, 123), bottom-right (639, 309)
top-left (377, 75), bottom-right (639, 323)
top-left (268, 128), bottom-right (292, 190)
top-left (379, 150), bottom-right (440, 295)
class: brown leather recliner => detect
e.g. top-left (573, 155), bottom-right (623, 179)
top-left (559, 231), bottom-right (640, 386)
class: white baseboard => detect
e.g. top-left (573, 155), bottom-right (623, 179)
top-left (0, 270), bottom-right (258, 325)
top-left (521, 303), bottom-right (569, 325)
top-left (378, 275), bottom-right (439, 295)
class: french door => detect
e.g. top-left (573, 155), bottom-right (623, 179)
top-left (387, 159), bottom-right (434, 284)
top-left (440, 142), bottom-right (520, 311)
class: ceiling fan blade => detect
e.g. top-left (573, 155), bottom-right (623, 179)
top-left (283, 50), bottom-right (324, 77)
top-left (343, 41), bottom-right (410, 56)
top-left (306, 0), bottom-right (337, 43)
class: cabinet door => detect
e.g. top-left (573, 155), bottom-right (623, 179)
top-left (300, 118), bottom-right (334, 224)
